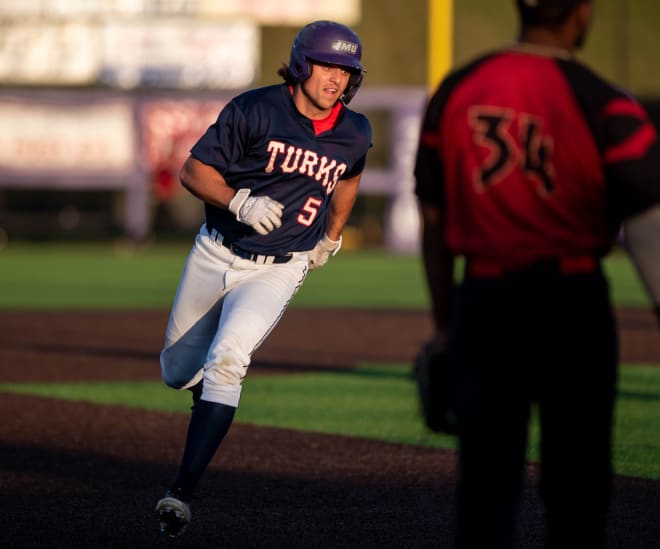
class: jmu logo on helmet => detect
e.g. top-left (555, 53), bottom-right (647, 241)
top-left (331, 40), bottom-right (358, 54)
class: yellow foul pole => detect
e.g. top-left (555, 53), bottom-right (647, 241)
top-left (428, 0), bottom-right (453, 91)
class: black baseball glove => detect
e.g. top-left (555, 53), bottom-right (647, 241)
top-left (413, 340), bottom-right (457, 435)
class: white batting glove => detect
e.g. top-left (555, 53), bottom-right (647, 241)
top-left (308, 234), bottom-right (342, 270)
top-left (228, 188), bottom-right (284, 236)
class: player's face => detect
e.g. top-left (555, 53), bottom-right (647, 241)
top-left (297, 62), bottom-right (351, 118)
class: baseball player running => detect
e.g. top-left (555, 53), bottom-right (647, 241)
top-left (414, 0), bottom-right (660, 547)
top-left (155, 20), bottom-right (371, 538)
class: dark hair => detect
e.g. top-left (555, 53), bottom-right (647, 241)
top-left (277, 64), bottom-right (296, 86)
top-left (516, 0), bottom-right (587, 27)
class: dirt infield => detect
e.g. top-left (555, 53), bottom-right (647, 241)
top-left (1, 308), bottom-right (659, 548)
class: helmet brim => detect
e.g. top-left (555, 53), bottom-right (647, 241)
top-left (305, 53), bottom-right (364, 74)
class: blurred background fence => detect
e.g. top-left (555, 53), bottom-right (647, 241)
top-left (0, 0), bottom-right (658, 253)
top-left (0, 87), bottom-right (428, 252)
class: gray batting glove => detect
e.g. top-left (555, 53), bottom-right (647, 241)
top-left (308, 234), bottom-right (342, 270)
top-left (228, 188), bottom-right (284, 236)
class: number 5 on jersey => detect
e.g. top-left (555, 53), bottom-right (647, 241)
top-left (298, 196), bottom-right (323, 226)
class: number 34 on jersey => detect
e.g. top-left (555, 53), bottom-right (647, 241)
top-left (469, 105), bottom-right (555, 195)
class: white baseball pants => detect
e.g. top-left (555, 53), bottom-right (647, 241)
top-left (160, 224), bottom-right (308, 407)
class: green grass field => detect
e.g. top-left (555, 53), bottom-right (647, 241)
top-left (1, 363), bottom-right (658, 479)
top-left (0, 242), bottom-right (658, 479)
top-left (0, 241), bottom-right (652, 309)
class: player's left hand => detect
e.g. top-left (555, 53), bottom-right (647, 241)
top-left (308, 234), bottom-right (342, 270)
top-left (413, 338), bottom-right (457, 435)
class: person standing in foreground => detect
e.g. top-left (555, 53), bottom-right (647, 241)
top-left (155, 20), bottom-right (371, 538)
top-left (414, 1), bottom-right (660, 547)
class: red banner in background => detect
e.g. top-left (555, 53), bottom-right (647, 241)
top-left (140, 99), bottom-right (224, 201)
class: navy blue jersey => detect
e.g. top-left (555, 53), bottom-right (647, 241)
top-left (192, 84), bottom-right (372, 255)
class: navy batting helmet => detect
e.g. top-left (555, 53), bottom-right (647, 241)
top-left (288, 20), bottom-right (365, 104)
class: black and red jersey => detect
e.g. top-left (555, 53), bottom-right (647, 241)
top-left (415, 45), bottom-right (660, 268)
top-left (193, 84), bottom-right (371, 255)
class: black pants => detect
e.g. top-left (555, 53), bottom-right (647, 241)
top-left (450, 263), bottom-right (618, 549)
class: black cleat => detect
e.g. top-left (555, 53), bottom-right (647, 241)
top-left (156, 492), bottom-right (191, 538)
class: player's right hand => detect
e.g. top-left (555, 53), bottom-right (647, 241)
top-left (229, 188), bottom-right (284, 235)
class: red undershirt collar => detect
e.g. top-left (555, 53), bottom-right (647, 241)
top-left (312, 101), bottom-right (343, 135)
top-left (289, 85), bottom-right (343, 135)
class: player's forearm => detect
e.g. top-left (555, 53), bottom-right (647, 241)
top-left (420, 202), bottom-right (454, 335)
top-left (325, 175), bottom-right (360, 240)
top-left (423, 241), bottom-right (454, 335)
top-left (623, 204), bottom-right (660, 326)
top-left (179, 156), bottom-right (237, 209)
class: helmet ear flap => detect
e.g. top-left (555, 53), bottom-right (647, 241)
top-left (288, 40), bottom-right (311, 83)
top-left (341, 71), bottom-right (363, 105)
top-left (295, 58), bottom-right (312, 82)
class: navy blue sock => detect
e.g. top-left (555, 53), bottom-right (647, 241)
top-left (188, 381), bottom-right (203, 411)
top-left (170, 400), bottom-right (236, 500)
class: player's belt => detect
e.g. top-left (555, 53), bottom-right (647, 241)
top-left (223, 241), bottom-right (292, 264)
top-left (208, 227), bottom-right (292, 264)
